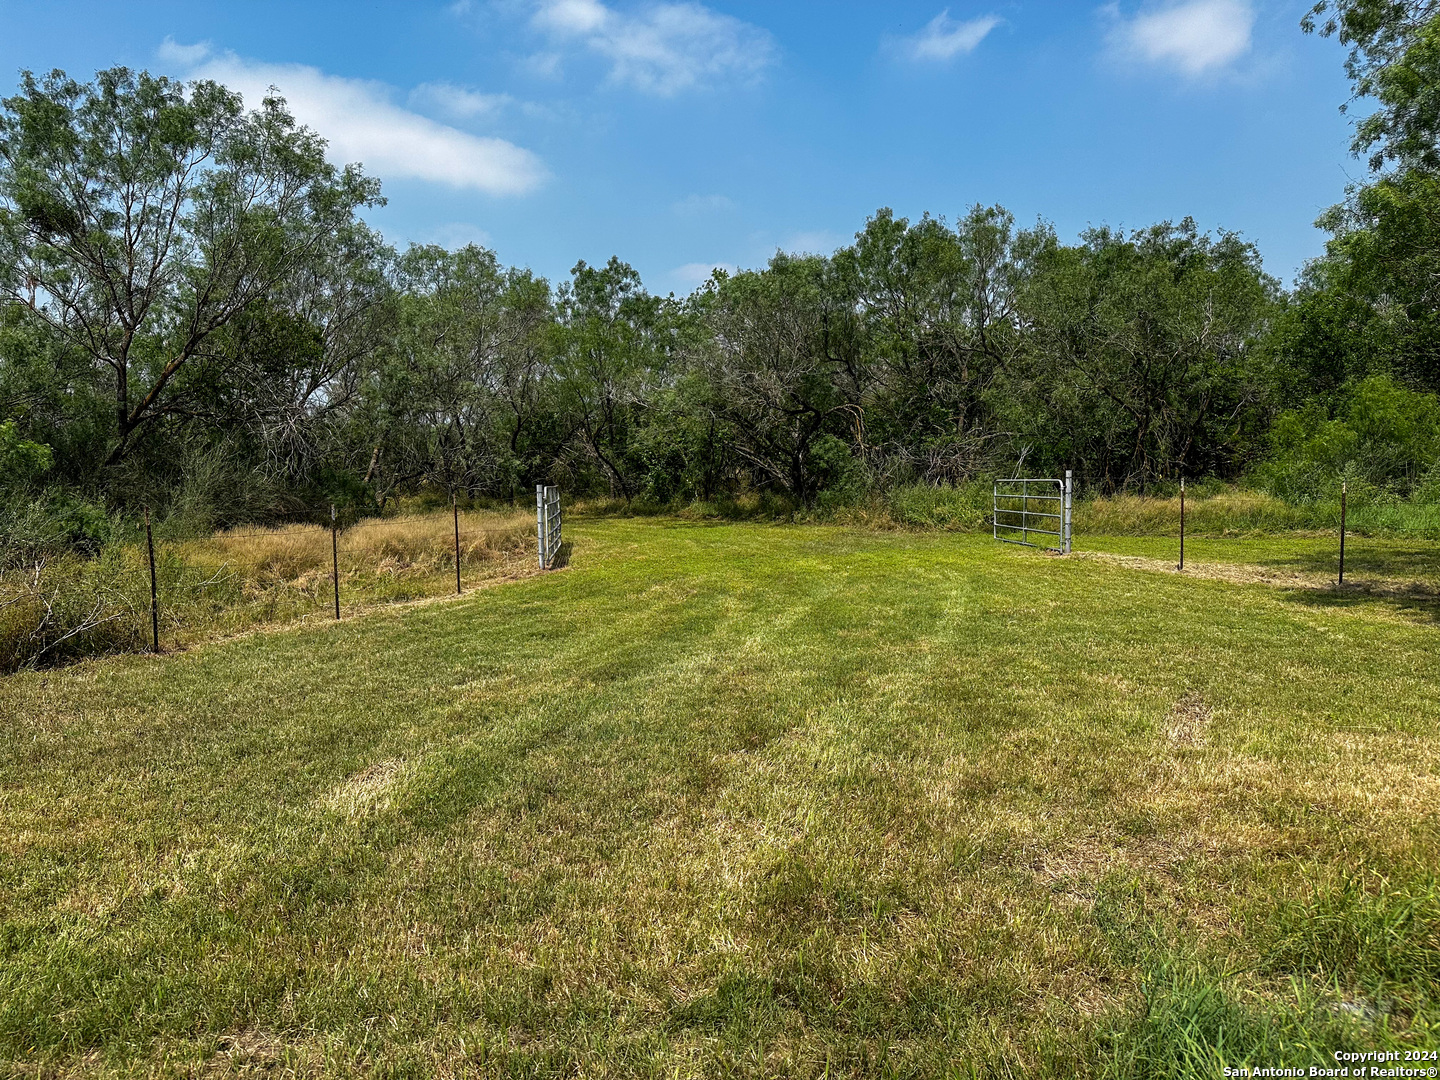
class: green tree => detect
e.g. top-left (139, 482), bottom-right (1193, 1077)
top-left (1014, 220), bottom-right (1280, 489)
top-left (553, 258), bottom-right (675, 501)
top-left (1257, 373), bottom-right (1440, 498)
top-left (836, 206), bottom-right (1026, 484)
top-left (0, 419), bottom-right (51, 483)
top-left (701, 254), bottom-right (863, 505)
top-left (1307, 170), bottom-right (1440, 393)
top-left (353, 244), bottom-right (557, 507)
top-left (0, 67), bottom-right (381, 466)
top-left (1304, 0), bottom-right (1440, 170)
top-left (1296, 4), bottom-right (1440, 399)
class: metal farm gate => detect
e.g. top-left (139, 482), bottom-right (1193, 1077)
top-left (993, 472), bottom-right (1073, 554)
top-left (536, 484), bottom-right (562, 569)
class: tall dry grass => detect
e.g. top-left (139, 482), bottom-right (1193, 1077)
top-left (1075, 489), bottom-right (1440, 538)
top-left (199, 510), bottom-right (534, 581)
top-left (1074, 490), bottom-right (1313, 536)
top-left (0, 508), bottom-right (537, 674)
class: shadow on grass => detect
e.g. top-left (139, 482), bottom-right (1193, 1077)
top-left (1247, 542), bottom-right (1439, 584)
top-left (1276, 581), bottom-right (1440, 625)
top-left (1249, 538), bottom-right (1440, 622)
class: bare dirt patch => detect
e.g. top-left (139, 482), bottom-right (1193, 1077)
top-left (1075, 549), bottom-right (1439, 602)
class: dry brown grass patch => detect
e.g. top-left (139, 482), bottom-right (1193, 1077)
top-left (201, 510), bottom-right (534, 583)
top-left (1168, 692), bottom-right (1213, 748)
top-left (1077, 549), bottom-right (1440, 603)
top-left (324, 757), bottom-right (413, 817)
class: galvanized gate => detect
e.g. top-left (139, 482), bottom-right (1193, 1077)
top-left (993, 471), bottom-right (1072, 554)
top-left (536, 484), bottom-right (562, 569)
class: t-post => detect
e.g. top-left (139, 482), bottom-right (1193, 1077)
top-left (144, 507), bottom-right (159, 653)
top-left (1177, 478), bottom-right (1185, 571)
top-left (453, 491), bottom-right (462, 595)
top-left (331, 505), bottom-right (340, 620)
top-left (1339, 481), bottom-right (1347, 586)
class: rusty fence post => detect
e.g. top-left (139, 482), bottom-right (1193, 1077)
top-left (144, 507), bottom-right (159, 653)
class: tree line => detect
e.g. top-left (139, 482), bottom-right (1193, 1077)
top-left (2, 0), bottom-right (1439, 550)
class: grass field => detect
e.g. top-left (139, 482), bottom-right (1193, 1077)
top-left (2, 518), bottom-right (1438, 1077)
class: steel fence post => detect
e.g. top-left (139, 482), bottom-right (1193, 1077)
top-left (1177, 478), bottom-right (1185, 570)
top-left (453, 491), bottom-right (462, 594)
top-left (331, 505), bottom-right (340, 620)
top-left (145, 507), bottom-right (159, 652)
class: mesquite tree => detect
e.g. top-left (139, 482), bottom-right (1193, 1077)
top-left (0, 67), bottom-right (381, 464)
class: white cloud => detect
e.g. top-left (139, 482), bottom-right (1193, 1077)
top-left (1106, 0), bottom-right (1255, 76)
top-left (530, 0), bottom-right (776, 95)
top-left (536, 0), bottom-right (610, 34)
top-left (895, 10), bottom-right (1001, 62)
top-left (781, 230), bottom-right (843, 256)
top-left (419, 222), bottom-right (496, 250)
top-left (409, 82), bottom-right (513, 120)
top-left (163, 44), bottom-right (546, 195)
top-left (157, 36), bottom-right (212, 67)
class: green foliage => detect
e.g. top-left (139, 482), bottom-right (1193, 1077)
top-left (1261, 871), bottom-right (1440, 1001)
top-left (553, 257), bottom-right (680, 501)
top-left (833, 206), bottom-right (1022, 485)
top-left (3, 54), bottom-right (1440, 551)
top-left (884, 480), bottom-right (992, 529)
top-left (1256, 374), bottom-right (1440, 499)
top-left (809, 433), bottom-right (864, 507)
top-left (0, 65), bottom-right (382, 466)
top-left (1010, 219), bottom-right (1281, 489)
top-left (0, 419), bottom-right (49, 483)
top-left (0, 491), bottom-right (114, 565)
top-left (1304, 0), bottom-right (1440, 172)
top-left (1298, 170), bottom-right (1440, 397)
top-left (1088, 879), bottom-right (1303, 1075)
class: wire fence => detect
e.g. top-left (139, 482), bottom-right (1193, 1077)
top-left (987, 476), bottom-right (1439, 607)
top-left (4, 477), bottom-right (1432, 677)
top-left (0, 498), bottom-right (559, 674)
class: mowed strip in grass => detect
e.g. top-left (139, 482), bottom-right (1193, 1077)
top-left (1, 519), bottom-right (1437, 1077)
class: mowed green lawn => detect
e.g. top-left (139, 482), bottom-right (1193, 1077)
top-left (2, 519), bottom-right (1438, 1078)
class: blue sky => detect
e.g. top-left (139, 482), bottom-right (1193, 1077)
top-left (2, 0), bottom-right (1360, 292)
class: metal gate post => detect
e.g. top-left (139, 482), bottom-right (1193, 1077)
top-left (1021, 478), bottom-right (1029, 547)
top-left (1063, 470), bottom-right (1073, 554)
top-left (536, 485), bottom-right (562, 569)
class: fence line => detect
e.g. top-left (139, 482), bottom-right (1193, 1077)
top-left (1, 502), bottom-right (554, 670)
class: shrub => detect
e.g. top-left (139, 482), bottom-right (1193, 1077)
top-left (1256, 375), bottom-right (1440, 500)
top-left (0, 420), bottom-right (51, 482)
top-left (0, 491), bottom-right (116, 567)
top-left (884, 481), bottom-right (991, 530)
